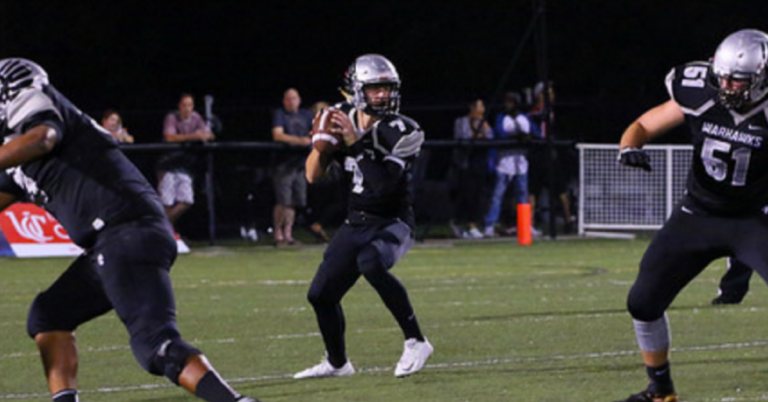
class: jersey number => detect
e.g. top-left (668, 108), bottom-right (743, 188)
top-left (682, 66), bottom-right (708, 88)
top-left (389, 118), bottom-right (406, 132)
top-left (701, 137), bottom-right (751, 186)
top-left (345, 157), bottom-right (364, 194)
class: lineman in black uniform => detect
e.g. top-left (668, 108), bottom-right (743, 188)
top-left (0, 59), bottom-right (258, 402)
top-left (294, 54), bottom-right (433, 379)
top-left (614, 29), bottom-right (768, 402)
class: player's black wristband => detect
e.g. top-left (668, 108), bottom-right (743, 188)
top-left (618, 147), bottom-right (652, 171)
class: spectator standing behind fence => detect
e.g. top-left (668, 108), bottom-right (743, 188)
top-left (271, 88), bottom-right (313, 246)
top-left (483, 92), bottom-right (539, 238)
top-left (450, 98), bottom-right (493, 239)
top-left (527, 82), bottom-right (576, 233)
top-left (101, 109), bottom-right (134, 143)
top-left (156, 93), bottom-right (214, 229)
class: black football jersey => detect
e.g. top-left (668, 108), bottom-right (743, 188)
top-left (0, 59), bottom-right (165, 247)
top-left (667, 61), bottom-right (768, 214)
top-left (332, 102), bottom-right (424, 227)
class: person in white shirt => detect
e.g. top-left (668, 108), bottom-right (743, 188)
top-left (483, 92), bottom-right (540, 237)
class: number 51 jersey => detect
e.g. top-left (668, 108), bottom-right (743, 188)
top-left (668, 61), bottom-right (768, 214)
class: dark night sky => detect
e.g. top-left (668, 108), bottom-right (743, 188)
top-left (0, 0), bottom-right (765, 143)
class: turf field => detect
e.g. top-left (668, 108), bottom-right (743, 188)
top-left (1, 238), bottom-right (767, 402)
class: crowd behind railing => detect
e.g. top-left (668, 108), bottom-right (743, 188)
top-left (106, 85), bottom-right (578, 246)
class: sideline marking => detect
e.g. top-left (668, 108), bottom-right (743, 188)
top-left (3, 340), bottom-right (768, 399)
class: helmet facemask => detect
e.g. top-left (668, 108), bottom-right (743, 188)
top-left (359, 82), bottom-right (400, 116)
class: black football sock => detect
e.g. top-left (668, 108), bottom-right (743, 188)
top-left (363, 269), bottom-right (425, 342)
top-left (646, 362), bottom-right (675, 394)
top-left (52, 389), bottom-right (78, 402)
top-left (195, 371), bottom-right (241, 402)
top-left (311, 302), bottom-right (348, 368)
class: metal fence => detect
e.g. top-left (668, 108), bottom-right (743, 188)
top-left (120, 139), bottom-right (577, 244)
top-left (577, 143), bottom-right (693, 235)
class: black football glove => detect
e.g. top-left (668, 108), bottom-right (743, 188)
top-left (617, 147), bottom-right (652, 171)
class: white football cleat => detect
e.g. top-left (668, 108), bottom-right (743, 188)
top-left (293, 356), bottom-right (355, 379)
top-left (395, 338), bottom-right (434, 377)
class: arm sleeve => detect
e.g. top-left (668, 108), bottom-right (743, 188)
top-left (493, 114), bottom-right (505, 138)
top-left (193, 113), bottom-right (210, 132)
top-left (272, 109), bottom-right (285, 129)
top-left (501, 115), bottom-right (517, 135)
top-left (516, 115), bottom-right (531, 135)
top-left (163, 114), bottom-right (178, 136)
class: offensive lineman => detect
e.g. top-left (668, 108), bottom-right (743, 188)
top-left (0, 59), bottom-right (258, 402)
top-left (615, 29), bottom-right (768, 402)
top-left (294, 54), bottom-right (434, 379)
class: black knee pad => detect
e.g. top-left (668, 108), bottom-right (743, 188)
top-left (147, 339), bottom-right (201, 384)
top-left (27, 293), bottom-right (50, 338)
top-left (26, 292), bottom-right (77, 338)
top-left (626, 290), bottom-right (664, 322)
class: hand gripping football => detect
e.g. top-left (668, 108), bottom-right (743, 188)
top-left (311, 107), bottom-right (343, 154)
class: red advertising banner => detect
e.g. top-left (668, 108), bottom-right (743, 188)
top-left (0, 203), bottom-right (189, 258)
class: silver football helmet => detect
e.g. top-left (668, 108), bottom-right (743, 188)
top-left (0, 59), bottom-right (49, 125)
top-left (342, 54), bottom-right (400, 115)
top-left (711, 29), bottom-right (768, 109)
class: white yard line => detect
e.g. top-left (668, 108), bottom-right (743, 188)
top-left (3, 340), bottom-right (768, 400)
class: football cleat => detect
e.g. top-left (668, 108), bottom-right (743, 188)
top-left (293, 357), bottom-right (355, 379)
top-left (395, 338), bottom-right (434, 377)
top-left (613, 389), bottom-right (678, 402)
top-left (711, 293), bottom-right (745, 305)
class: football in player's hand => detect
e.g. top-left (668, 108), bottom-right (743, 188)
top-left (311, 107), bottom-right (343, 154)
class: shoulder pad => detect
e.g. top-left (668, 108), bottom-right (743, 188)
top-left (6, 87), bottom-right (62, 130)
top-left (666, 61), bottom-right (717, 115)
top-left (373, 114), bottom-right (424, 159)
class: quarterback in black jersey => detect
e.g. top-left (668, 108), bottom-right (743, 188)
top-left (294, 54), bottom-right (433, 379)
top-left (615, 30), bottom-right (768, 402)
top-left (0, 59), bottom-right (257, 402)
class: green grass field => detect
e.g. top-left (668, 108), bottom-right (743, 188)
top-left (2, 238), bottom-right (768, 402)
